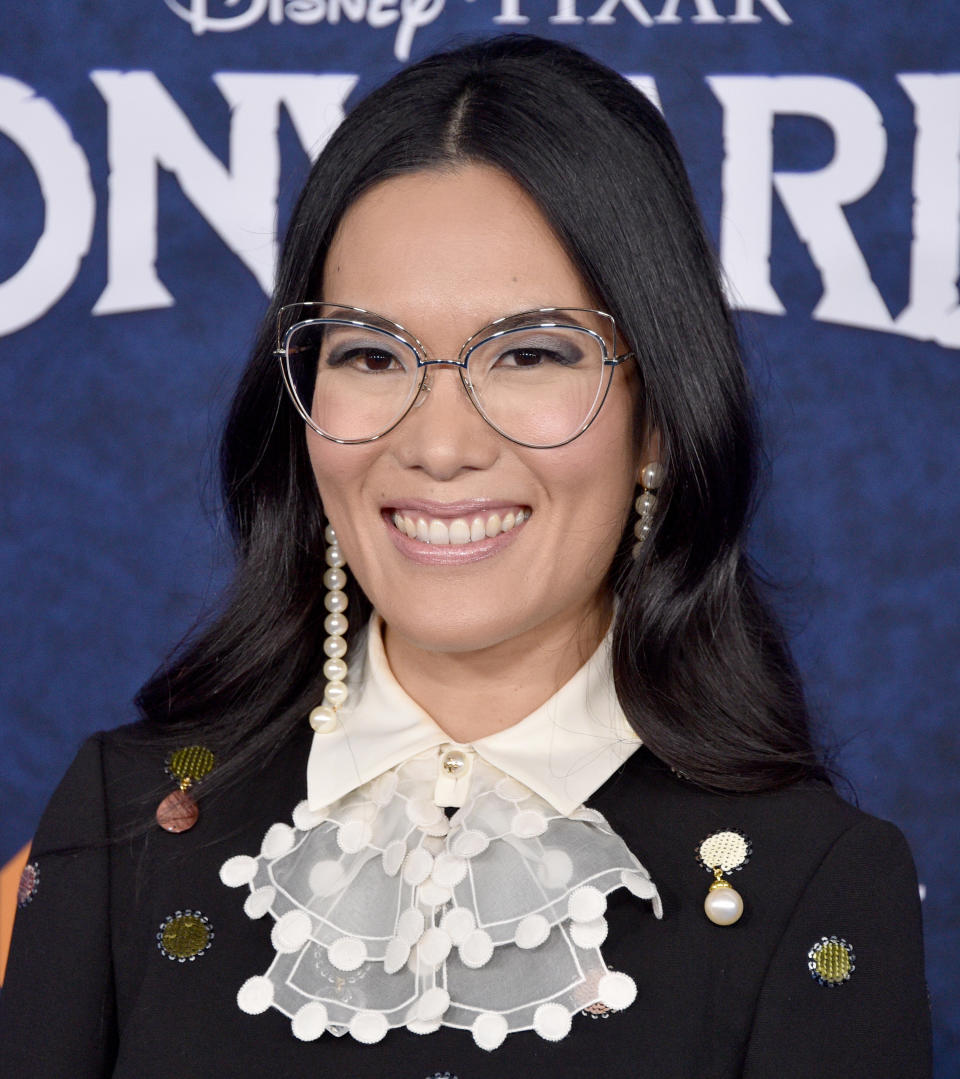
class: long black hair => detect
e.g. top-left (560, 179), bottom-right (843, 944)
top-left (136, 34), bottom-right (831, 794)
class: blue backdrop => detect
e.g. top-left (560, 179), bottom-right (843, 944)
top-left (1, 0), bottom-right (957, 1070)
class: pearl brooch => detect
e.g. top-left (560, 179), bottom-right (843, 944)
top-left (703, 865), bottom-right (744, 925)
top-left (309, 525), bottom-right (350, 733)
top-left (698, 829), bottom-right (749, 925)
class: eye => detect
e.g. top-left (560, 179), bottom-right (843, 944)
top-left (325, 346), bottom-right (407, 373)
top-left (482, 326), bottom-right (589, 372)
top-left (494, 345), bottom-right (581, 368)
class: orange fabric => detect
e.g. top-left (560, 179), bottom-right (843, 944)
top-left (0, 843), bottom-right (31, 985)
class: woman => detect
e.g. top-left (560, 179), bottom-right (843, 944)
top-left (0, 35), bottom-right (930, 1077)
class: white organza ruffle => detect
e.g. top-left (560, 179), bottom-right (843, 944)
top-left (220, 750), bottom-right (661, 1050)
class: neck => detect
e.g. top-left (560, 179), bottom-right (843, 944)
top-left (381, 593), bottom-right (613, 743)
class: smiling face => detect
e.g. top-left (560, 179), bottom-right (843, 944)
top-left (308, 163), bottom-right (648, 662)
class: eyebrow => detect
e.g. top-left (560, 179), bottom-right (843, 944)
top-left (306, 306), bottom-right (607, 344)
top-left (319, 305), bottom-right (378, 324)
top-left (489, 309), bottom-right (595, 332)
top-left (318, 307), bottom-right (410, 335)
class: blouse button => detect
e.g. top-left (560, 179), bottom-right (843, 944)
top-left (434, 746), bottom-right (475, 807)
top-left (440, 749), bottom-right (467, 775)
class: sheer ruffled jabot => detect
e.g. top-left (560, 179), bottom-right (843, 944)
top-left (221, 750), bottom-right (661, 1050)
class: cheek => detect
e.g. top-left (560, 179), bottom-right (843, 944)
top-left (574, 387), bottom-right (639, 500)
top-left (305, 437), bottom-right (375, 542)
top-left (535, 407), bottom-right (638, 553)
top-left (306, 438), bottom-right (332, 508)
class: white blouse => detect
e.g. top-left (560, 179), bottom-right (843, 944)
top-left (219, 615), bottom-right (661, 1050)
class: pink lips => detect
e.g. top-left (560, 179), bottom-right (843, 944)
top-left (386, 499), bottom-right (521, 518)
top-left (382, 500), bottom-right (530, 565)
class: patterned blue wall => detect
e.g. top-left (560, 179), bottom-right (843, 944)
top-left (1, 0), bottom-right (957, 1070)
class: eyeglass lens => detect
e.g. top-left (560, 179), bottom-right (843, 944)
top-left (283, 316), bottom-right (610, 447)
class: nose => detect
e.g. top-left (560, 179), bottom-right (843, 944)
top-left (393, 363), bottom-right (500, 480)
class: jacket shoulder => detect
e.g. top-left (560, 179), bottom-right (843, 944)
top-left (592, 750), bottom-right (930, 1077)
top-left (595, 748), bottom-right (879, 881)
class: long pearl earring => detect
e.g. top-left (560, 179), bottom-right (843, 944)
top-left (632, 461), bottom-right (664, 559)
top-left (308, 525), bottom-right (350, 734)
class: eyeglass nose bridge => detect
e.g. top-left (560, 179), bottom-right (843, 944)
top-left (410, 356), bottom-right (475, 410)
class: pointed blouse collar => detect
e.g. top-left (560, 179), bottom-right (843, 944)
top-left (306, 613), bottom-right (641, 817)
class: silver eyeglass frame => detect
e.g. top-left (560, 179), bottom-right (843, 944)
top-left (275, 302), bottom-right (635, 449)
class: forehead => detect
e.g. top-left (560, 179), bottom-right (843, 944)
top-left (321, 164), bottom-right (596, 341)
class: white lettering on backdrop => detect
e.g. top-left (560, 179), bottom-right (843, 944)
top-left (710, 76), bottom-right (892, 332)
top-left (896, 75), bottom-right (960, 349)
top-left (494, 0), bottom-right (789, 28)
top-left (710, 75), bottom-right (960, 347)
top-left (91, 72), bottom-right (356, 316)
top-left (162, 0), bottom-right (790, 61)
top-left (0, 79), bottom-right (96, 337)
top-left (164, 0), bottom-right (446, 62)
top-left (0, 72), bottom-right (958, 349)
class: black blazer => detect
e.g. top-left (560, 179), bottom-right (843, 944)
top-left (0, 723), bottom-right (931, 1077)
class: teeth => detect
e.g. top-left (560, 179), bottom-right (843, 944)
top-left (448, 519), bottom-right (471, 545)
top-left (391, 508), bottom-right (530, 545)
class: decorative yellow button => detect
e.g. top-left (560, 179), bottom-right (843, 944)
top-left (157, 910), bottom-right (214, 962)
top-left (167, 745), bottom-right (215, 785)
top-left (808, 936), bottom-right (855, 986)
top-left (441, 750), bottom-right (467, 775)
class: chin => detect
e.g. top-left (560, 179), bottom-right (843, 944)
top-left (378, 601), bottom-right (538, 657)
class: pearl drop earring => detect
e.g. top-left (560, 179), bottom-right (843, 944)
top-left (632, 461), bottom-right (664, 559)
top-left (308, 525), bottom-right (350, 734)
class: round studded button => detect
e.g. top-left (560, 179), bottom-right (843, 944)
top-left (808, 936), bottom-right (855, 986)
top-left (157, 910), bottom-right (213, 961)
top-left (17, 862), bottom-right (39, 908)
